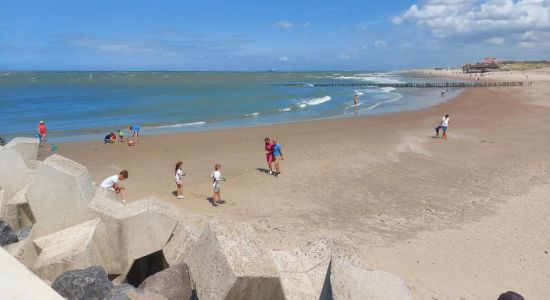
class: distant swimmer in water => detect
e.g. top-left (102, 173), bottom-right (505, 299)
top-left (354, 94), bottom-right (359, 106)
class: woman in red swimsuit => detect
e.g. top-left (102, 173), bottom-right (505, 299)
top-left (264, 137), bottom-right (274, 175)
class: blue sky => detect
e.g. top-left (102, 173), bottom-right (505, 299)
top-left (1, 0), bottom-right (549, 71)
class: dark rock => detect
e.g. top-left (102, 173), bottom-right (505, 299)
top-left (104, 284), bottom-right (166, 300)
top-left (0, 219), bottom-right (18, 246)
top-left (16, 226), bottom-right (32, 241)
top-left (52, 266), bottom-right (114, 300)
top-left (139, 264), bottom-right (193, 300)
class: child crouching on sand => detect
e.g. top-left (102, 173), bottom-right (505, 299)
top-left (175, 161), bottom-right (185, 199)
top-left (100, 170), bottom-right (128, 203)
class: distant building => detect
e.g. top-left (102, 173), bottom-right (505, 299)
top-left (462, 63), bottom-right (500, 73)
top-left (482, 57), bottom-right (503, 64)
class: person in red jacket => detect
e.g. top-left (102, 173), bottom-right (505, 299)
top-left (37, 121), bottom-right (47, 142)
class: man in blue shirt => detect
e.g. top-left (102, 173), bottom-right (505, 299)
top-left (272, 138), bottom-right (284, 177)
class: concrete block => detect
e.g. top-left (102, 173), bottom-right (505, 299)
top-left (329, 257), bottom-right (412, 300)
top-left (91, 195), bottom-right (180, 280)
top-left (5, 137), bottom-right (39, 165)
top-left (25, 154), bottom-right (97, 237)
top-left (162, 220), bottom-right (199, 266)
top-left (271, 236), bottom-right (360, 300)
top-left (0, 187), bottom-right (35, 230)
top-left (187, 220), bottom-right (284, 300)
top-left (0, 247), bottom-right (63, 300)
top-left (32, 218), bottom-right (104, 281)
top-left (0, 146), bottom-right (33, 200)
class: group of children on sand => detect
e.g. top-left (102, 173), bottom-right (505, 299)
top-left (104, 125), bottom-right (140, 144)
top-left (100, 137), bottom-right (284, 207)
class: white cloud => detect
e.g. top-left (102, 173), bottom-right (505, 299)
top-left (304, 22), bottom-right (311, 27)
top-left (393, 0), bottom-right (550, 47)
top-left (275, 21), bottom-right (294, 29)
top-left (279, 56), bottom-right (296, 62)
top-left (374, 40), bottom-right (387, 47)
top-left (487, 36), bottom-right (505, 45)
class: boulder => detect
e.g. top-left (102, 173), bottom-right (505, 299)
top-left (51, 266), bottom-right (114, 300)
top-left (104, 284), bottom-right (167, 300)
top-left (329, 257), bottom-right (412, 300)
top-left (139, 264), bottom-right (193, 300)
top-left (0, 219), bottom-right (18, 246)
top-left (186, 220), bottom-right (284, 300)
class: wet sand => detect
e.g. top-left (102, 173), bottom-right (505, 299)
top-left (46, 72), bottom-right (550, 299)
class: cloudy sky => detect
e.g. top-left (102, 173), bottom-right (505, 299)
top-left (1, 0), bottom-right (549, 71)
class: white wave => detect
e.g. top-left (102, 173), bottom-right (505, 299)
top-left (302, 95), bottom-right (332, 106)
top-left (333, 74), bottom-right (404, 84)
top-left (150, 121), bottom-right (206, 129)
top-left (279, 107), bottom-right (292, 112)
top-left (298, 103), bottom-right (307, 108)
top-left (379, 87), bottom-right (396, 93)
top-left (306, 83), bottom-right (314, 87)
top-left (354, 90), bottom-right (364, 96)
top-left (245, 112), bottom-right (260, 117)
top-left (363, 94), bottom-right (403, 111)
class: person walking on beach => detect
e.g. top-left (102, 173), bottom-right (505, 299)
top-left (439, 114), bottom-right (450, 139)
top-left (211, 163), bottom-right (223, 206)
top-left (100, 170), bottom-right (128, 203)
top-left (175, 161), bottom-right (185, 199)
top-left (264, 137), bottom-right (274, 175)
top-left (272, 138), bottom-right (284, 177)
top-left (37, 121), bottom-right (47, 142)
top-left (129, 124), bottom-right (140, 138)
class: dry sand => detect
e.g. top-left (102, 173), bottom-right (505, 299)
top-left (44, 70), bottom-right (550, 299)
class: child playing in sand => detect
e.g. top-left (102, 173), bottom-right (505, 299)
top-left (175, 161), bottom-right (185, 199)
top-left (264, 137), bottom-right (274, 175)
top-left (211, 163), bottom-right (222, 206)
top-left (129, 124), bottom-right (140, 138)
top-left (117, 129), bottom-right (124, 142)
top-left (104, 133), bottom-right (116, 143)
top-left (272, 138), bottom-right (284, 177)
top-left (100, 170), bottom-right (128, 203)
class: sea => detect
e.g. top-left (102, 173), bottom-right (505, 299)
top-left (0, 71), bottom-right (462, 142)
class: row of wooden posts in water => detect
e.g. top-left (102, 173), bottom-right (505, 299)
top-left (273, 81), bottom-right (526, 88)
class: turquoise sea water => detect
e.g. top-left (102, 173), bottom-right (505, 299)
top-left (0, 71), bottom-right (462, 141)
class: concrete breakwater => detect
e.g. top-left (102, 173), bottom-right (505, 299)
top-left (0, 137), bottom-right (412, 299)
top-left (273, 81), bottom-right (525, 88)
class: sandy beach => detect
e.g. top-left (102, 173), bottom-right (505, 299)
top-left (45, 71), bottom-right (550, 299)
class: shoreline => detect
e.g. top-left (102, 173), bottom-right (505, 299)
top-left (42, 70), bottom-right (550, 298)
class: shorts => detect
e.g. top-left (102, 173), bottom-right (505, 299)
top-left (266, 154), bottom-right (273, 164)
top-left (274, 155), bottom-right (281, 162)
top-left (442, 126), bottom-right (448, 132)
top-left (213, 185), bottom-right (220, 193)
top-left (176, 180), bottom-right (183, 185)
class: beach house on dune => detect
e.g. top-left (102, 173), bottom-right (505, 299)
top-left (462, 63), bottom-right (500, 74)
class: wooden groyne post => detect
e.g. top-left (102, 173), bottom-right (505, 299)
top-left (273, 81), bottom-right (525, 88)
